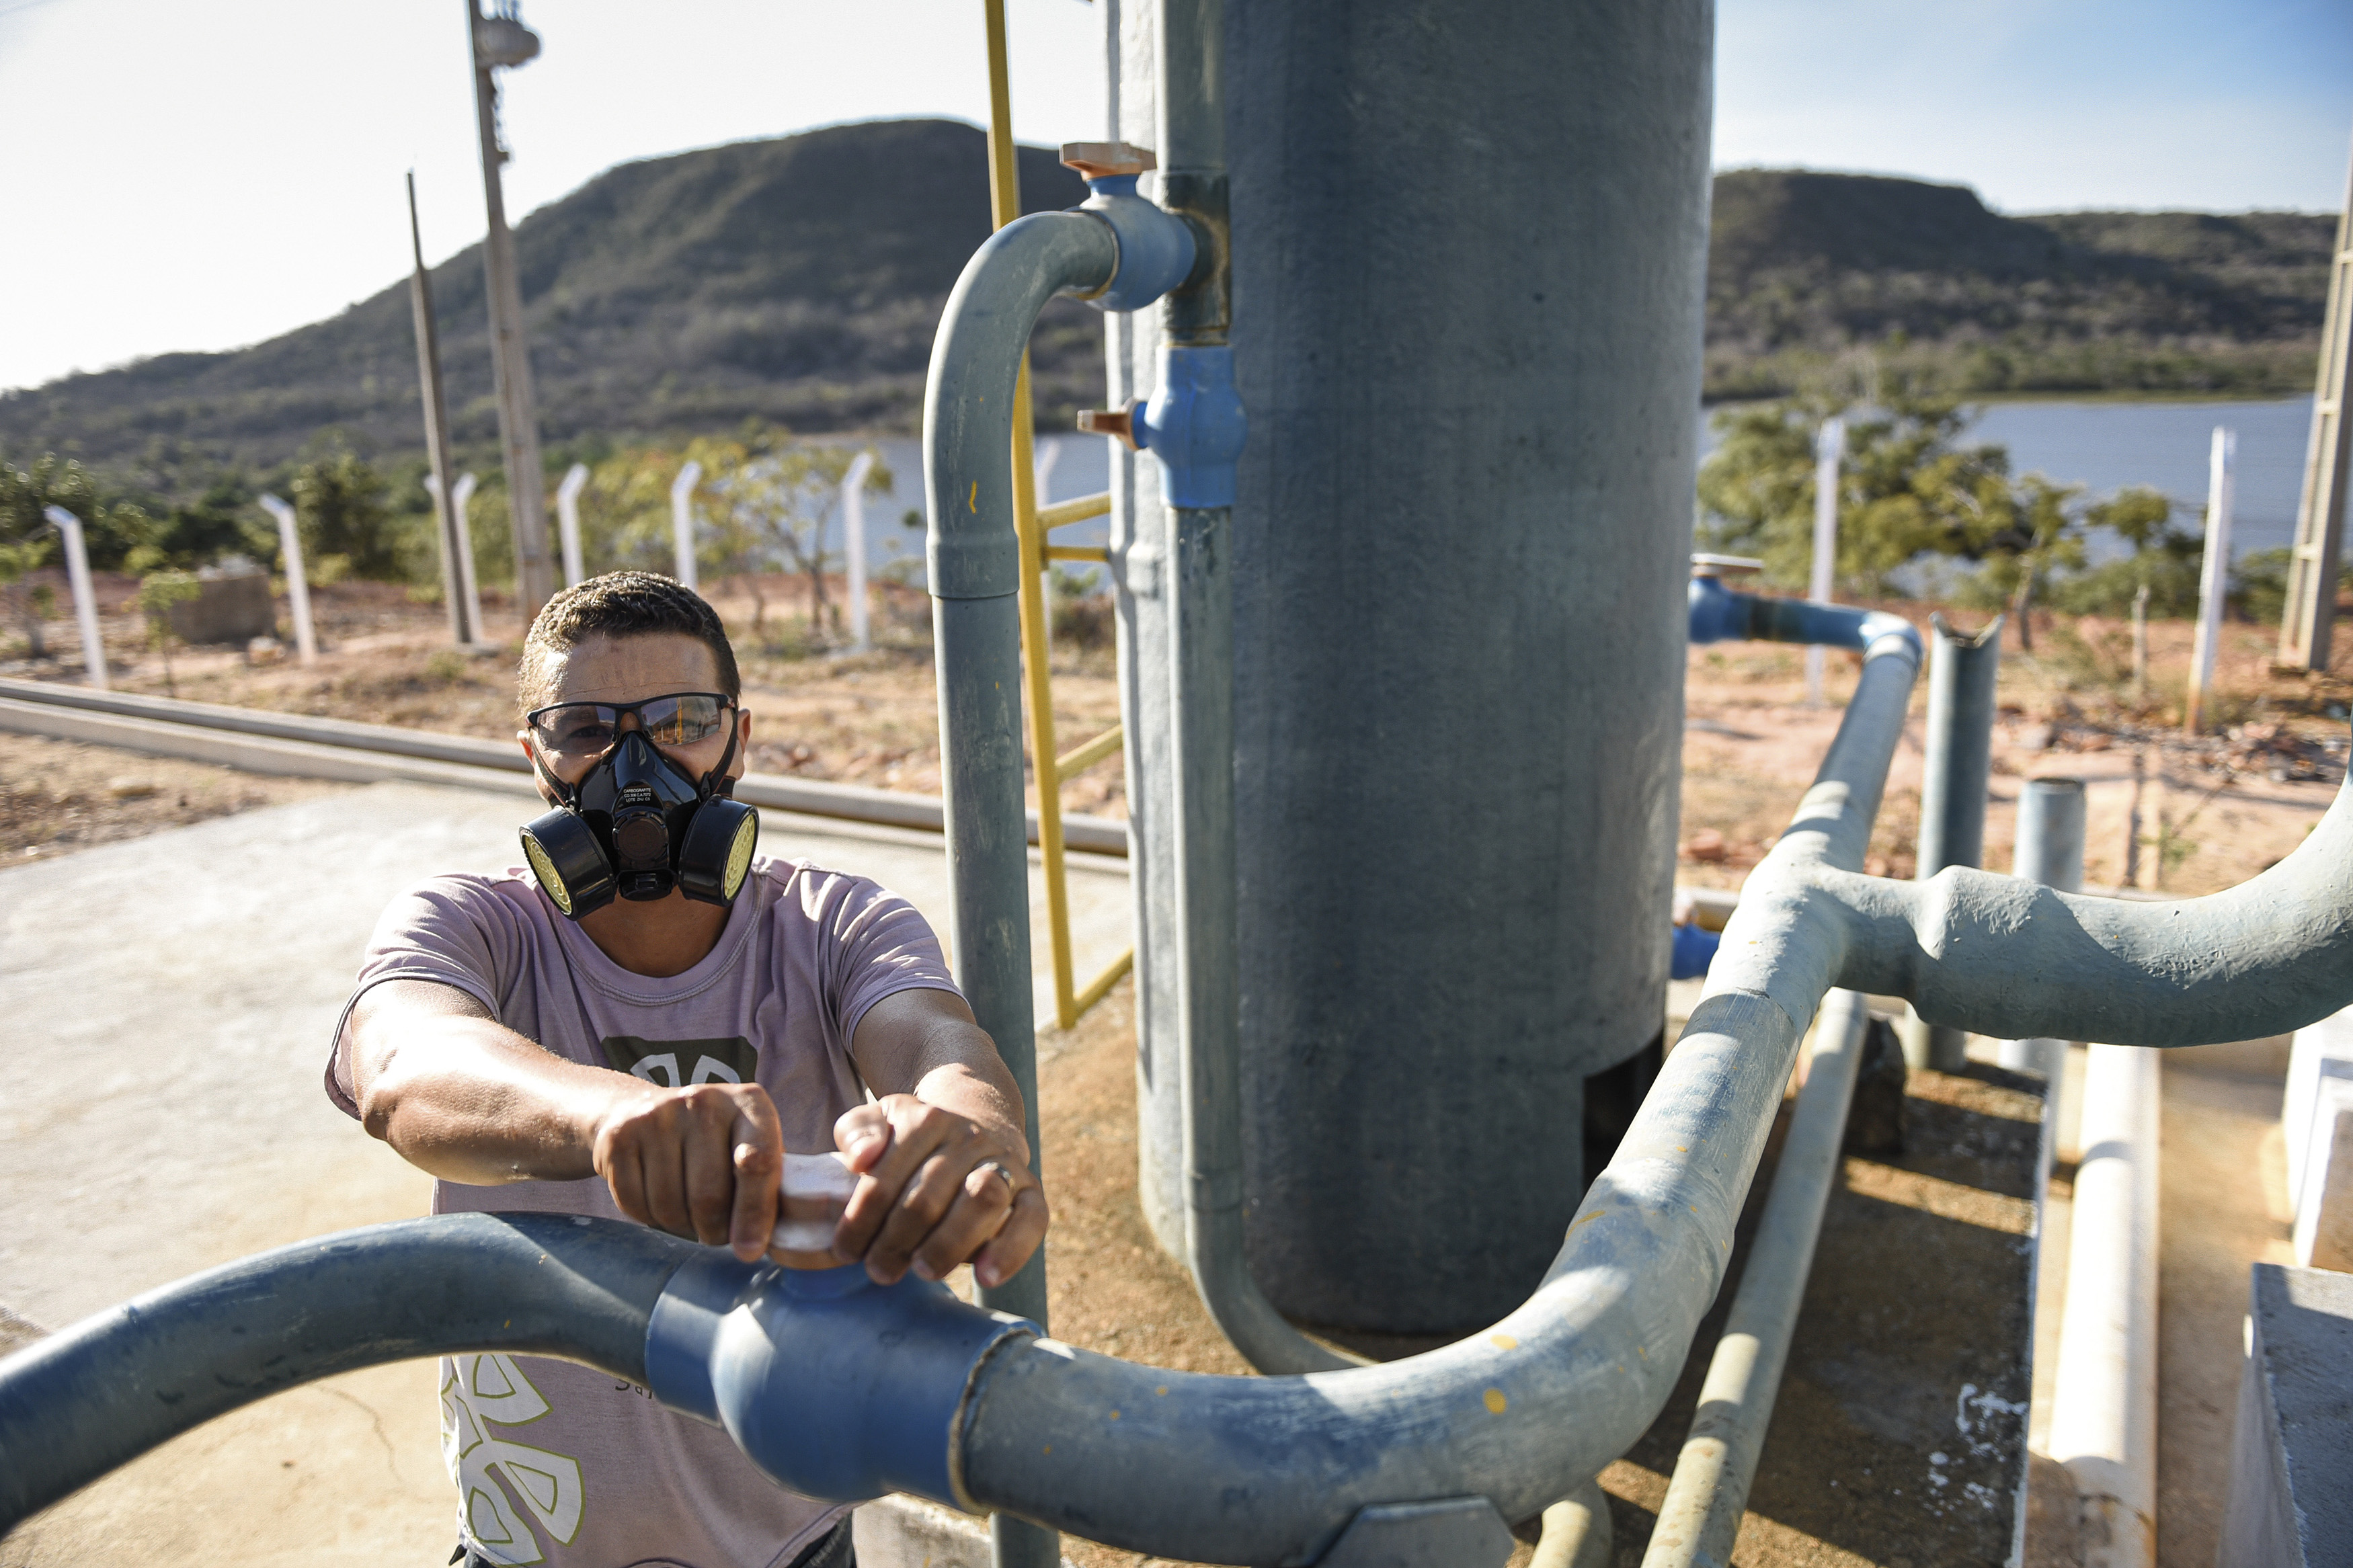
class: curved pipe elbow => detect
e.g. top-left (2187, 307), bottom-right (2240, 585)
top-left (1685, 579), bottom-right (1921, 669)
top-left (1824, 784), bottom-right (2353, 1046)
top-left (923, 212), bottom-right (1119, 600)
top-left (0, 1214), bottom-right (692, 1530)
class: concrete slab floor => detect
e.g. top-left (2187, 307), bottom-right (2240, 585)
top-left (0, 782), bottom-right (1130, 1565)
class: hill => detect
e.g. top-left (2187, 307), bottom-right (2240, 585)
top-left (1707, 169), bottom-right (2332, 399)
top-left (0, 132), bottom-right (2334, 475)
top-left (0, 119), bottom-right (1098, 469)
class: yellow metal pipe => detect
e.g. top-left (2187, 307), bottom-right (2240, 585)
top-left (1055, 723), bottom-right (1125, 778)
top-left (1037, 492), bottom-right (1113, 530)
top-left (1044, 546), bottom-right (1112, 565)
top-left (983, 1), bottom-right (1080, 1032)
top-left (1073, 948), bottom-right (1137, 1018)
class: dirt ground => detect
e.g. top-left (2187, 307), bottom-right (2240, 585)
top-left (10, 577), bottom-right (2339, 894)
top-left (0, 732), bottom-right (348, 860)
top-left (1679, 606), bottom-right (2349, 899)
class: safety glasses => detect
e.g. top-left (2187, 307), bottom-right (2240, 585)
top-left (525, 692), bottom-right (735, 759)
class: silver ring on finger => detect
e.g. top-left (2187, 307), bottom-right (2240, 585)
top-left (978, 1159), bottom-right (1016, 1197)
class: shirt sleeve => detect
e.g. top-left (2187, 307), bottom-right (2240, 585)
top-left (322, 875), bottom-right (523, 1120)
top-left (808, 869), bottom-right (963, 1048)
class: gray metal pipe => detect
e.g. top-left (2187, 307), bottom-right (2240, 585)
top-left (1906, 614), bottom-right (2003, 1069)
top-left (923, 208), bottom-right (1119, 1333)
top-left (1170, 493), bottom-right (1358, 1376)
top-left (0, 1214), bottom-right (690, 1530)
top-left (1999, 778), bottom-right (2087, 1075)
top-left (1641, 989), bottom-right (1871, 1568)
top-left (951, 631), bottom-right (1928, 1563)
top-left (1151, 0), bottom-right (1356, 1378)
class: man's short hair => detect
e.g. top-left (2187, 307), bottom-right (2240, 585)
top-left (518, 571), bottom-right (742, 711)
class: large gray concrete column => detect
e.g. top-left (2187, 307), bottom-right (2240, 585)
top-left (1221, 0), bottom-right (1714, 1334)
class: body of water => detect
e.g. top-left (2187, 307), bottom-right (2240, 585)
top-left (796, 395), bottom-right (2323, 597)
top-left (1700, 394), bottom-right (2319, 567)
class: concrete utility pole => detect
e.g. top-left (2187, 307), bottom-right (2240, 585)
top-left (465, 0), bottom-right (555, 619)
top-left (2279, 125), bottom-right (2353, 673)
top-left (1806, 415), bottom-right (1845, 705)
top-left (405, 171), bottom-right (477, 647)
top-left (2188, 427), bottom-right (2236, 735)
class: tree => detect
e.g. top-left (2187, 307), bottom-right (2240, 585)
top-left (687, 425), bottom-right (899, 639)
top-left (2048, 488), bottom-right (2197, 620)
top-left (0, 455), bottom-right (153, 657)
top-left (136, 570), bottom-right (201, 698)
top-left (291, 447), bottom-right (399, 580)
top-left (1696, 395), bottom-right (2011, 600)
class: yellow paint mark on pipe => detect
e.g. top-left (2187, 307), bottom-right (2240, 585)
top-left (1490, 1333), bottom-right (1519, 1350)
top-left (1483, 1389), bottom-right (1508, 1414)
top-left (1108, 1409), bottom-right (1121, 1420)
top-left (1155, 1386), bottom-right (1169, 1396)
top-left (969, 482), bottom-right (979, 513)
top-left (1566, 1210), bottom-right (1604, 1235)
top-left (1042, 1445), bottom-right (1052, 1454)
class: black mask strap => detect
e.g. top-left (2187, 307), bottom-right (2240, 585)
top-left (529, 746), bottom-right (581, 808)
top-left (696, 714), bottom-right (743, 799)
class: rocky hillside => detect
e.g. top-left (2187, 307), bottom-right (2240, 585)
top-left (0, 132), bottom-right (2332, 474)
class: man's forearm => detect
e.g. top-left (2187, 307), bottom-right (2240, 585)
top-left (356, 1014), bottom-right (627, 1186)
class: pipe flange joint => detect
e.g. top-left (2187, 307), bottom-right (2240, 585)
top-left (644, 1253), bottom-right (1037, 1508)
top-left (1075, 175), bottom-right (1199, 315)
top-left (1135, 345), bottom-right (1246, 509)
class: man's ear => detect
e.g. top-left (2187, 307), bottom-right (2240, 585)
top-left (729, 708), bottom-right (752, 780)
top-left (518, 731), bottom-right (561, 805)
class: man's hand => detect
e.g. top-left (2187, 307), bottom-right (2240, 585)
top-left (590, 1080), bottom-right (783, 1262)
top-left (830, 1095), bottom-right (1047, 1289)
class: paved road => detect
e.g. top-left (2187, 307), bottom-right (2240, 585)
top-left (0, 782), bottom-right (1130, 1565)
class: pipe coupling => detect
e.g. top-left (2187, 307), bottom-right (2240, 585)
top-left (1134, 345), bottom-right (1247, 508)
top-left (1076, 175), bottom-right (1200, 314)
top-left (645, 1253), bottom-right (1037, 1508)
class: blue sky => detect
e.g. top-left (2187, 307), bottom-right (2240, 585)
top-left (1, 0), bottom-right (2347, 393)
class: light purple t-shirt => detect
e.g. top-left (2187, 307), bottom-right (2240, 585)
top-left (326, 855), bottom-right (961, 1568)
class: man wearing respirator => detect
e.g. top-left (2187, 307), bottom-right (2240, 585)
top-left (325, 571), bottom-right (1043, 1568)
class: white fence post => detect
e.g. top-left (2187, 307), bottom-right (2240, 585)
top-left (842, 450), bottom-right (877, 653)
top-left (1806, 416), bottom-right (1844, 705)
top-left (2187, 426), bottom-right (2235, 734)
top-left (40, 505), bottom-right (108, 690)
top-left (428, 473), bottom-right (486, 645)
top-left (556, 462), bottom-right (589, 589)
top-left (671, 461), bottom-right (703, 591)
top-left (257, 493), bottom-right (317, 665)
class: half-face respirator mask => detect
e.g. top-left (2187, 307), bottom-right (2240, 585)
top-left (517, 691), bottom-right (759, 919)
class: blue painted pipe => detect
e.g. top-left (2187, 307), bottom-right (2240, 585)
top-left (1076, 175), bottom-right (1199, 315)
top-left (0, 1214), bottom-right (690, 1529)
top-left (0, 1215), bottom-right (1039, 1531)
top-left (644, 1253), bottom-right (1035, 1509)
top-left (1686, 574), bottom-right (1922, 660)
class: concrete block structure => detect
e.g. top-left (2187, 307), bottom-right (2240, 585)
top-left (2219, 1264), bottom-right (2353, 1568)
top-left (2287, 1007), bottom-right (2353, 1270)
